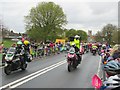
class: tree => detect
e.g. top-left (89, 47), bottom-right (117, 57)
top-left (95, 24), bottom-right (117, 44)
top-left (65, 29), bottom-right (87, 41)
top-left (102, 24), bottom-right (117, 44)
top-left (77, 30), bottom-right (87, 41)
top-left (112, 29), bottom-right (120, 44)
top-left (65, 29), bottom-right (78, 38)
top-left (25, 2), bottom-right (67, 42)
top-left (94, 31), bottom-right (103, 42)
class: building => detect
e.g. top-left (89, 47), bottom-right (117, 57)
top-left (88, 30), bottom-right (93, 42)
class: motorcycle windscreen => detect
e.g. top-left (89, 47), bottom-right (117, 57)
top-left (92, 74), bottom-right (102, 89)
top-left (69, 47), bottom-right (75, 54)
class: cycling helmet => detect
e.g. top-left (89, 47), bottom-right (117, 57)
top-left (17, 41), bottom-right (23, 45)
top-left (104, 60), bottom-right (120, 76)
top-left (102, 75), bottom-right (120, 90)
top-left (24, 40), bottom-right (30, 46)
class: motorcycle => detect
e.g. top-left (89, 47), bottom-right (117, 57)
top-left (92, 48), bottom-right (97, 55)
top-left (4, 47), bottom-right (27, 75)
top-left (2, 48), bottom-right (8, 66)
top-left (67, 47), bottom-right (78, 72)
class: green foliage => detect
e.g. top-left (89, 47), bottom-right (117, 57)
top-left (95, 24), bottom-right (118, 44)
top-left (112, 29), bottom-right (120, 44)
top-left (25, 2), bottom-right (67, 42)
top-left (3, 39), bottom-right (15, 48)
top-left (65, 29), bottom-right (87, 41)
top-left (95, 31), bottom-right (103, 42)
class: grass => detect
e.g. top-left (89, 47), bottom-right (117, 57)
top-left (0, 53), bottom-right (2, 61)
top-left (3, 39), bottom-right (16, 48)
top-left (0, 39), bottom-right (16, 61)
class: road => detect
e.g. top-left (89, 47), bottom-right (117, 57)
top-left (0, 52), bottom-right (100, 89)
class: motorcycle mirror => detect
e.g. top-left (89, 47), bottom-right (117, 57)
top-left (92, 74), bottom-right (102, 89)
top-left (15, 54), bottom-right (20, 56)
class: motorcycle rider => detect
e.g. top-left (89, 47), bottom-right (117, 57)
top-left (15, 41), bottom-right (23, 54)
top-left (23, 40), bottom-right (32, 62)
top-left (92, 43), bottom-right (98, 51)
top-left (69, 36), bottom-right (81, 64)
top-left (23, 40), bottom-right (30, 53)
top-left (74, 35), bottom-right (81, 64)
top-left (15, 41), bottom-right (26, 64)
top-left (74, 35), bottom-right (80, 49)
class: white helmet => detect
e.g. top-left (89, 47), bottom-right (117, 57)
top-left (75, 35), bottom-right (80, 38)
top-left (102, 44), bottom-right (106, 47)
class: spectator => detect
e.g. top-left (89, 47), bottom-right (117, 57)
top-left (0, 42), bottom-right (3, 53)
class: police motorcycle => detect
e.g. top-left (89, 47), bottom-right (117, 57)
top-left (2, 48), bottom-right (8, 66)
top-left (4, 47), bottom-right (27, 75)
top-left (67, 46), bottom-right (79, 72)
top-left (92, 45), bottom-right (97, 55)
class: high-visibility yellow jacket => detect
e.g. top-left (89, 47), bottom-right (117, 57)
top-left (74, 39), bottom-right (80, 49)
top-left (70, 41), bottom-right (75, 46)
top-left (92, 45), bottom-right (97, 49)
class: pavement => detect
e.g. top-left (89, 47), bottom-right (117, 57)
top-left (0, 52), bottom-right (101, 89)
top-left (0, 54), bottom-right (2, 67)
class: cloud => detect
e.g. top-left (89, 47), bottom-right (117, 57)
top-left (0, 0), bottom-right (118, 34)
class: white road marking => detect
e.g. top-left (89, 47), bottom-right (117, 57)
top-left (11, 61), bottom-right (66, 88)
top-left (0, 66), bottom-right (5, 69)
top-left (0, 60), bottom-right (66, 89)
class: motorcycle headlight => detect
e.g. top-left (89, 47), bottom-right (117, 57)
top-left (5, 54), bottom-right (13, 61)
top-left (69, 55), bottom-right (74, 58)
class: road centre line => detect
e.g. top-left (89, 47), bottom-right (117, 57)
top-left (0, 60), bottom-right (66, 89)
top-left (10, 61), bottom-right (66, 88)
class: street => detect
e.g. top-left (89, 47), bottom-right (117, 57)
top-left (0, 52), bottom-right (100, 89)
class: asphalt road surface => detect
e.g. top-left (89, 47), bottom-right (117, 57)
top-left (0, 52), bottom-right (101, 89)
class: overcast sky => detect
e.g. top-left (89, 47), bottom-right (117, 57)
top-left (0, 0), bottom-right (119, 34)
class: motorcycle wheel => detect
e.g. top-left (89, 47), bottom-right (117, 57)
top-left (74, 65), bottom-right (77, 69)
top-left (21, 63), bottom-right (27, 70)
top-left (93, 51), bottom-right (96, 55)
top-left (4, 65), bottom-right (11, 75)
top-left (68, 64), bottom-right (71, 72)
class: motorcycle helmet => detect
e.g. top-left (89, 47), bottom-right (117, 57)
top-left (103, 75), bottom-right (120, 90)
top-left (102, 44), bottom-right (106, 50)
top-left (75, 35), bottom-right (80, 38)
top-left (104, 60), bottom-right (120, 76)
top-left (17, 41), bottom-right (23, 45)
top-left (24, 40), bottom-right (30, 46)
top-left (17, 41), bottom-right (23, 47)
top-left (75, 35), bottom-right (80, 40)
